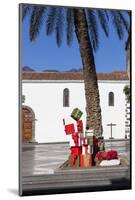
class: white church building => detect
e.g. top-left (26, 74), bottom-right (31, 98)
top-left (22, 71), bottom-right (129, 143)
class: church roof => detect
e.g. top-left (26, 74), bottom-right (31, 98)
top-left (22, 71), bottom-right (129, 81)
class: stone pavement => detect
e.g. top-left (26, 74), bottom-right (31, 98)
top-left (22, 140), bottom-right (130, 176)
top-left (22, 143), bottom-right (70, 176)
top-left (21, 140), bottom-right (131, 195)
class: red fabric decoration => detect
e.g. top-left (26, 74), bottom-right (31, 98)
top-left (95, 150), bottom-right (118, 161)
top-left (95, 151), bottom-right (106, 161)
top-left (105, 150), bottom-right (118, 160)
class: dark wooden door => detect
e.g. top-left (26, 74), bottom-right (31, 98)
top-left (22, 108), bottom-right (33, 143)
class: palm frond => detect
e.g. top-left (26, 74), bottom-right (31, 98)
top-left (96, 10), bottom-right (109, 37)
top-left (109, 10), bottom-right (124, 40)
top-left (55, 8), bottom-right (64, 47)
top-left (66, 8), bottom-right (74, 46)
top-left (22, 5), bottom-right (32, 21)
top-left (29, 6), bottom-right (46, 42)
top-left (117, 11), bottom-right (130, 33)
top-left (46, 7), bottom-right (57, 35)
top-left (104, 10), bottom-right (109, 21)
top-left (86, 9), bottom-right (99, 51)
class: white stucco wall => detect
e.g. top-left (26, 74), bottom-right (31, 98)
top-left (22, 80), bottom-right (129, 143)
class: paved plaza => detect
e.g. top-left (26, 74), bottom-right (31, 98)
top-left (21, 140), bottom-right (130, 195)
top-left (22, 140), bottom-right (130, 176)
top-left (22, 143), bottom-right (70, 176)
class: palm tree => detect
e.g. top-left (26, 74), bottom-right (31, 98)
top-left (22, 4), bottom-right (129, 137)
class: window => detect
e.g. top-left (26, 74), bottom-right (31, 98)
top-left (63, 88), bottom-right (69, 107)
top-left (22, 95), bottom-right (25, 103)
top-left (108, 92), bottom-right (114, 106)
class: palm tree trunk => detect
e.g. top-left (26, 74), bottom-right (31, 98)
top-left (73, 8), bottom-right (103, 137)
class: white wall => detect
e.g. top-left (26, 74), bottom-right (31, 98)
top-left (22, 80), bottom-right (129, 143)
top-left (99, 81), bottom-right (128, 139)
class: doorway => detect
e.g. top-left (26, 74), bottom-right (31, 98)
top-left (22, 106), bottom-right (35, 143)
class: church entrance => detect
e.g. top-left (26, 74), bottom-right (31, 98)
top-left (22, 105), bottom-right (35, 143)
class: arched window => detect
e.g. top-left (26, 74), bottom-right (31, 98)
top-left (108, 92), bottom-right (114, 106)
top-left (63, 88), bottom-right (69, 107)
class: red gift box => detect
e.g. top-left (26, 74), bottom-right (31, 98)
top-left (80, 154), bottom-right (84, 167)
top-left (82, 144), bottom-right (88, 154)
top-left (76, 120), bottom-right (83, 133)
top-left (82, 137), bottom-right (88, 145)
top-left (72, 133), bottom-right (79, 146)
top-left (70, 146), bottom-right (82, 156)
top-left (80, 154), bottom-right (92, 167)
top-left (65, 123), bottom-right (75, 135)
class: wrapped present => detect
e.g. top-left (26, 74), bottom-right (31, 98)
top-left (80, 154), bottom-right (92, 167)
top-left (89, 154), bottom-right (93, 167)
top-left (87, 136), bottom-right (98, 145)
top-left (87, 137), bottom-right (93, 145)
top-left (72, 133), bottom-right (79, 146)
top-left (70, 146), bottom-right (82, 156)
top-left (65, 123), bottom-right (75, 135)
top-left (84, 154), bottom-right (90, 167)
top-left (71, 108), bottom-right (83, 121)
top-left (82, 137), bottom-right (88, 145)
top-left (75, 156), bottom-right (80, 168)
top-left (78, 133), bottom-right (83, 146)
top-left (82, 144), bottom-right (93, 155)
top-left (85, 129), bottom-right (94, 137)
top-left (80, 154), bottom-right (84, 167)
top-left (82, 144), bottom-right (88, 154)
top-left (85, 129), bottom-right (94, 145)
top-left (68, 155), bottom-right (80, 167)
top-left (76, 120), bottom-right (83, 133)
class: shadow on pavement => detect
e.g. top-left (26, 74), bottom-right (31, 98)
top-left (22, 177), bottom-right (131, 196)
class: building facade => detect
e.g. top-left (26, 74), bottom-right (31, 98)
top-left (22, 71), bottom-right (129, 143)
top-left (125, 35), bottom-right (131, 137)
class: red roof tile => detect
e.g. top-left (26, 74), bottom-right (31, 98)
top-left (22, 71), bottom-right (129, 81)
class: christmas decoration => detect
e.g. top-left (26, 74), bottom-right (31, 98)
top-left (71, 108), bottom-right (83, 121)
top-left (63, 108), bottom-right (119, 168)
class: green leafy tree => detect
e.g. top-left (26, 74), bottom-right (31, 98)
top-left (123, 85), bottom-right (130, 103)
top-left (22, 5), bottom-right (129, 137)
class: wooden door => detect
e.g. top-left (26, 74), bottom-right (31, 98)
top-left (22, 108), bottom-right (33, 143)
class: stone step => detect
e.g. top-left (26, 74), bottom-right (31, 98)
top-left (22, 166), bottom-right (130, 192)
top-left (23, 178), bottom-right (130, 191)
top-left (23, 166), bottom-right (130, 183)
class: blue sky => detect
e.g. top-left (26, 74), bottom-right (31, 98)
top-left (22, 8), bottom-right (129, 73)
